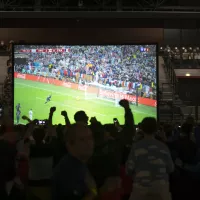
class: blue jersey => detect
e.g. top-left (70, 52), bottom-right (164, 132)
top-left (16, 110), bottom-right (21, 117)
top-left (46, 95), bottom-right (52, 102)
top-left (16, 104), bottom-right (21, 111)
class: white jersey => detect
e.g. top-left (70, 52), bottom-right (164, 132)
top-left (29, 110), bottom-right (33, 120)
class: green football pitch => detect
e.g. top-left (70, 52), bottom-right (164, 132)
top-left (14, 78), bottom-right (157, 125)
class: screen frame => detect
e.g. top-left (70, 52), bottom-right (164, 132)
top-left (12, 43), bottom-right (159, 124)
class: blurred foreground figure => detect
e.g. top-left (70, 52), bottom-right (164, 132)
top-left (52, 123), bottom-right (96, 200)
top-left (126, 117), bottom-right (174, 200)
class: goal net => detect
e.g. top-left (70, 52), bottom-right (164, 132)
top-left (84, 82), bottom-right (124, 107)
top-left (84, 82), bottom-right (99, 100)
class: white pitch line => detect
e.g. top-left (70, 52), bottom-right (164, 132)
top-left (16, 82), bottom-right (152, 116)
top-left (16, 82), bottom-right (76, 99)
top-left (36, 97), bottom-right (106, 116)
top-left (16, 82), bottom-right (120, 109)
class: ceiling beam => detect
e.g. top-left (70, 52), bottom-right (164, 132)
top-left (2, 10), bottom-right (200, 19)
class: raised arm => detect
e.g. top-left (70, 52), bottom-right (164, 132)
top-left (23, 119), bottom-right (37, 143)
top-left (119, 99), bottom-right (136, 145)
top-left (22, 115), bottom-right (32, 123)
top-left (61, 110), bottom-right (71, 127)
top-left (44, 107), bottom-right (57, 143)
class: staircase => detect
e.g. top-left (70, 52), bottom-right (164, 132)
top-left (159, 56), bottom-right (174, 102)
top-left (158, 56), bottom-right (183, 122)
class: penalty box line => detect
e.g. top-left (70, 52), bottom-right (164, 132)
top-left (16, 82), bottom-right (148, 117)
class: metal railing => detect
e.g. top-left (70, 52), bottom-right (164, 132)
top-left (163, 56), bottom-right (178, 94)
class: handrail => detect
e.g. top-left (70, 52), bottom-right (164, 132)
top-left (162, 57), bottom-right (178, 94)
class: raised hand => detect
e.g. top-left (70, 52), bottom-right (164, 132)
top-left (119, 99), bottom-right (130, 109)
top-left (61, 110), bottom-right (67, 117)
top-left (22, 115), bottom-right (29, 120)
top-left (50, 106), bottom-right (56, 113)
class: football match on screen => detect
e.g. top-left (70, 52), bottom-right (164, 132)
top-left (14, 45), bottom-right (157, 125)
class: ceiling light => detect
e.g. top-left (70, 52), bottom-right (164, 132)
top-left (189, 47), bottom-right (192, 50)
top-left (175, 47), bottom-right (177, 50)
top-left (182, 47), bottom-right (185, 50)
top-left (185, 73), bottom-right (191, 76)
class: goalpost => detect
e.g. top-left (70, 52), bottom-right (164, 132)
top-left (84, 82), bottom-right (99, 100)
top-left (84, 82), bottom-right (121, 107)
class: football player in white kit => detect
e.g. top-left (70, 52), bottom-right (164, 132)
top-left (29, 109), bottom-right (33, 120)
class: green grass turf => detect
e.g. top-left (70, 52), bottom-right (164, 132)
top-left (14, 78), bottom-right (157, 125)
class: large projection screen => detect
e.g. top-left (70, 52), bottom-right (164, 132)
top-left (13, 45), bottom-right (158, 125)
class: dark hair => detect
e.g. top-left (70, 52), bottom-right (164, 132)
top-left (181, 123), bottom-right (193, 136)
top-left (138, 122), bottom-right (142, 129)
top-left (32, 127), bottom-right (46, 143)
top-left (74, 111), bottom-right (87, 122)
top-left (141, 117), bottom-right (157, 135)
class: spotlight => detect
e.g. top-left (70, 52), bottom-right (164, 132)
top-left (185, 73), bottom-right (191, 76)
top-left (160, 47), bottom-right (163, 50)
top-left (182, 47), bottom-right (185, 50)
top-left (175, 47), bottom-right (178, 50)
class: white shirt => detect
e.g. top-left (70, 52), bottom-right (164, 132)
top-left (29, 110), bottom-right (33, 119)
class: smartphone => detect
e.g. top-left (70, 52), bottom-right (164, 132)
top-left (113, 118), bottom-right (120, 127)
top-left (37, 120), bottom-right (46, 125)
top-left (113, 118), bottom-right (118, 123)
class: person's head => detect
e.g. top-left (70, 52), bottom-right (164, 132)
top-left (74, 111), bottom-right (89, 125)
top-left (138, 122), bottom-right (142, 130)
top-left (181, 123), bottom-right (193, 137)
top-left (32, 127), bottom-right (46, 144)
top-left (65, 123), bottom-right (94, 162)
top-left (141, 117), bottom-right (157, 136)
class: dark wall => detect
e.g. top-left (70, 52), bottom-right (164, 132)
top-left (178, 78), bottom-right (200, 104)
top-left (0, 28), bottom-right (163, 44)
top-left (163, 29), bottom-right (200, 46)
top-left (2, 28), bottom-right (199, 46)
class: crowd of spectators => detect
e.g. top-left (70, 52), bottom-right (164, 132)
top-left (14, 45), bottom-right (156, 99)
top-left (2, 43), bottom-right (200, 200)
top-left (0, 97), bottom-right (200, 200)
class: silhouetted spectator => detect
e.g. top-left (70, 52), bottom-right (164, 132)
top-left (126, 117), bottom-right (174, 200)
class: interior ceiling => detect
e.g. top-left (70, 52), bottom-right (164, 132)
top-left (174, 69), bottom-right (200, 77)
top-left (9, 0), bottom-right (179, 7)
top-left (17, 0), bottom-right (200, 7)
top-left (2, 0), bottom-right (200, 10)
